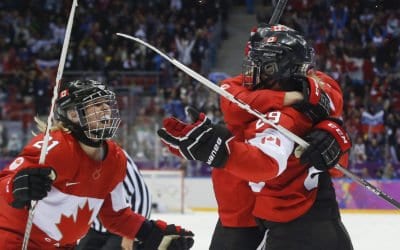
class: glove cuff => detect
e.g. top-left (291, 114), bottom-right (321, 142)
top-left (136, 219), bottom-right (153, 242)
top-left (314, 120), bottom-right (351, 152)
top-left (5, 174), bottom-right (17, 205)
top-left (306, 77), bottom-right (322, 105)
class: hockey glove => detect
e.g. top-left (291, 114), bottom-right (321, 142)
top-left (300, 118), bottom-right (352, 171)
top-left (11, 167), bottom-right (56, 208)
top-left (136, 219), bottom-right (194, 250)
top-left (157, 107), bottom-right (233, 168)
top-left (292, 76), bottom-right (331, 123)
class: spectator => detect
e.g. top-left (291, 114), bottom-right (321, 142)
top-left (365, 137), bottom-right (385, 164)
top-left (0, 124), bottom-right (7, 155)
top-left (6, 133), bottom-right (22, 157)
top-left (379, 162), bottom-right (398, 180)
top-left (175, 35), bottom-right (196, 66)
top-left (360, 167), bottom-right (371, 179)
top-left (351, 136), bottom-right (367, 164)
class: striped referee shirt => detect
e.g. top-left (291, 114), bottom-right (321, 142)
top-left (91, 150), bottom-right (152, 232)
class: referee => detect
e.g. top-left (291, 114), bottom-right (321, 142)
top-left (76, 150), bottom-right (152, 250)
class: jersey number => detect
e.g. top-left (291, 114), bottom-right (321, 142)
top-left (33, 136), bottom-right (60, 154)
top-left (256, 111), bottom-right (281, 129)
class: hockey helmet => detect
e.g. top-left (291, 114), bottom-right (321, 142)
top-left (56, 79), bottom-right (121, 145)
top-left (243, 24), bottom-right (315, 89)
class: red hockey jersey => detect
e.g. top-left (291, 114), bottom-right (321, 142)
top-left (0, 130), bottom-right (145, 249)
top-left (214, 72), bottom-right (344, 226)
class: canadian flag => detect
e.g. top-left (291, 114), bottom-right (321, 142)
top-left (60, 89), bottom-right (69, 98)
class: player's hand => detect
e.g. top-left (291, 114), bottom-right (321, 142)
top-left (299, 118), bottom-right (352, 171)
top-left (121, 237), bottom-right (134, 250)
top-left (11, 167), bottom-right (56, 208)
top-left (292, 76), bottom-right (331, 123)
top-left (157, 106), bottom-right (233, 168)
top-left (137, 219), bottom-right (194, 250)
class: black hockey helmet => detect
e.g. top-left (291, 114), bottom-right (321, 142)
top-left (56, 79), bottom-right (121, 146)
top-left (243, 24), bottom-right (315, 89)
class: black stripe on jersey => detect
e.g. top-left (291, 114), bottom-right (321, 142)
top-left (126, 154), bottom-right (151, 218)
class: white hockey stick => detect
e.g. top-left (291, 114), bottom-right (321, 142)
top-left (116, 33), bottom-right (400, 209)
top-left (22, 1), bottom-right (79, 249)
top-left (269, 0), bottom-right (288, 24)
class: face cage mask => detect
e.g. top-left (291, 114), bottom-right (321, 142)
top-left (76, 93), bottom-right (121, 140)
top-left (242, 57), bottom-right (279, 89)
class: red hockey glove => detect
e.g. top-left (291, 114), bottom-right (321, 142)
top-left (300, 118), bottom-right (352, 171)
top-left (11, 166), bottom-right (56, 208)
top-left (157, 107), bottom-right (233, 168)
top-left (136, 219), bottom-right (194, 250)
top-left (292, 76), bottom-right (331, 123)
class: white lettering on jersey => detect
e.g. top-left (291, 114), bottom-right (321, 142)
top-left (255, 111), bottom-right (281, 130)
top-left (9, 157), bottom-right (25, 170)
top-left (220, 84), bottom-right (230, 90)
top-left (304, 167), bottom-right (323, 191)
top-left (33, 136), bottom-right (60, 154)
top-left (256, 119), bottom-right (265, 130)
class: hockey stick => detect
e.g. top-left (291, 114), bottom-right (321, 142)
top-left (266, 1), bottom-right (400, 209)
top-left (116, 33), bottom-right (400, 209)
top-left (269, 0), bottom-right (288, 24)
top-left (21, 1), bottom-right (79, 249)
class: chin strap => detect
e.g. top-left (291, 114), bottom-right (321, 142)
top-left (70, 128), bottom-right (103, 147)
top-left (59, 116), bottom-right (103, 148)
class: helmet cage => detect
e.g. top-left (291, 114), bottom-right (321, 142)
top-left (75, 90), bottom-right (121, 140)
top-left (55, 80), bottom-right (121, 141)
top-left (243, 24), bottom-right (315, 89)
top-left (243, 41), bottom-right (292, 89)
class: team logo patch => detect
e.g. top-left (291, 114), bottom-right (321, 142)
top-left (9, 157), bottom-right (24, 170)
top-left (264, 36), bottom-right (277, 43)
top-left (220, 84), bottom-right (230, 90)
top-left (60, 89), bottom-right (69, 98)
top-left (271, 25), bottom-right (290, 31)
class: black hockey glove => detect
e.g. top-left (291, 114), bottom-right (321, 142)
top-left (300, 118), bottom-right (352, 171)
top-left (12, 167), bottom-right (56, 208)
top-left (157, 107), bottom-right (233, 168)
top-left (136, 219), bottom-right (194, 250)
top-left (292, 76), bottom-right (331, 123)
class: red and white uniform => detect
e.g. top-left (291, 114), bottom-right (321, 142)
top-left (213, 74), bottom-right (287, 227)
top-left (214, 71), bottom-right (344, 226)
top-left (226, 108), bottom-right (315, 222)
top-left (0, 131), bottom-right (145, 249)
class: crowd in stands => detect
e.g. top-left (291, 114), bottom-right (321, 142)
top-left (277, 0), bottom-right (400, 179)
top-left (0, 0), bottom-right (399, 179)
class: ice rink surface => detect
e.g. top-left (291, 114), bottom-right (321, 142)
top-left (153, 211), bottom-right (400, 250)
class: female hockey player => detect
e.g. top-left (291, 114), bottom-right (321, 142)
top-left (158, 24), bottom-right (353, 250)
top-left (0, 80), bottom-right (194, 250)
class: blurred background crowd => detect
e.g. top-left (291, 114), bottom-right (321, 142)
top-left (0, 0), bottom-right (399, 179)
